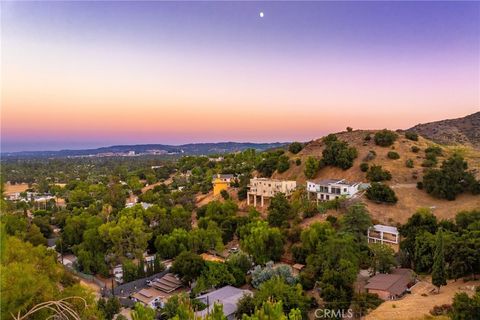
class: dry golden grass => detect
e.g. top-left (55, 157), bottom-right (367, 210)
top-left (274, 130), bottom-right (480, 224)
top-left (366, 277), bottom-right (480, 320)
top-left (4, 182), bottom-right (30, 194)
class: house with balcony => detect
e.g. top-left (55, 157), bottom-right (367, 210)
top-left (368, 224), bottom-right (400, 251)
top-left (247, 177), bottom-right (296, 207)
top-left (306, 179), bottom-right (362, 202)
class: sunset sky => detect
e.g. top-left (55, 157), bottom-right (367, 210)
top-left (1, 1), bottom-right (479, 152)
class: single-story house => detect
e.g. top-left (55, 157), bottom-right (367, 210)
top-left (365, 268), bottom-right (415, 300)
top-left (195, 286), bottom-right (252, 319)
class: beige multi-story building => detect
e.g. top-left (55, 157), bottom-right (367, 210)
top-left (247, 177), bottom-right (296, 207)
top-left (368, 224), bottom-right (400, 251)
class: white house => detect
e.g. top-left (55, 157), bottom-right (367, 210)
top-left (368, 224), bottom-right (399, 247)
top-left (306, 179), bottom-right (361, 202)
top-left (247, 178), bottom-right (297, 207)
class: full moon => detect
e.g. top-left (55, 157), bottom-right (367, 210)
top-left (259, 12), bottom-right (264, 18)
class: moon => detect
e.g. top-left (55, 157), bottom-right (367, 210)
top-left (259, 12), bottom-right (264, 18)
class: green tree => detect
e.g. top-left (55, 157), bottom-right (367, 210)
top-left (288, 142), bottom-right (303, 154)
top-left (242, 300), bottom-right (302, 320)
top-left (366, 183), bottom-right (397, 203)
top-left (132, 303), bottom-right (156, 320)
top-left (451, 288), bottom-right (480, 320)
top-left (304, 157), bottom-right (320, 179)
top-left (240, 221), bottom-right (284, 264)
top-left (341, 203), bottom-right (372, 243)
top-left (171, 251), bottom-right (205, 284)
top-left (374, 129), bottom-right (398, 147)
top-left (321, 135), bottom-right (358, 170)
top-left (366, 165), bottom-right (392, 182)
top-left (432, 228), bottom-right (447, 292)
top-left (267, 193), bottom-right (293, 227)
top-left (369, 243), bottom-right (396, 274)
top-left (276, 155), bottom-right (290, 173)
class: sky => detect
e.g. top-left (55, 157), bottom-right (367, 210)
top-left (1, 1), bottom-right (479, 152)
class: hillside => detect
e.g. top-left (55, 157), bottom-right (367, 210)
top-left (408, 112), bottom-right (480, 149)
top-left (273, 130), bottom-right (480, 224)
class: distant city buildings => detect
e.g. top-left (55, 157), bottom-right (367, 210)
top-left (247, 177), bottom-right (296, 207)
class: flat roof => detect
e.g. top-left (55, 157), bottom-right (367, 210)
top-left (371, 224), bottom-right (399, 234)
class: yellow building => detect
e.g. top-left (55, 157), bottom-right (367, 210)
top-left (212, 174), bottom-right (234, 196)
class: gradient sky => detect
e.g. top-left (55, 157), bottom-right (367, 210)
top-left (1, 1), bottom-right (479, 152)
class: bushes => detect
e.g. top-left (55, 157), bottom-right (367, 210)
top-left (366, 183), bottom-right (398, 203)
top-left (220, 189), bottom-right (229, 200)
top-left (387, 151), bottom-right (400, 160)
top-left (374, 130), bottom-right (398, 147)
top-left (405, 159), bottom-right (414, 168)
top-left (364, 150), bottom-right (376, 161)
top-left (405, 131), bottom-right (419, 141)
top-left (276, 155), bottom-right (290, 173)
top-left (295, 159), bottom-right (301, 166)
top-left (304, 157), bottom-right (320, 179)
top-left (288, 142), bottom-right (303, 154)
top-left (422, 155), bottom-right (479, 200)
top-left (321, 134), bottom-right (358, 170)
top-left (364, 134), bottom-right (372, 141)
top-left (411, 146), bottom-right (420, 153)
top-left (366, 165), bottom-right (392, 182)
top-left (360, 163), bottom-right (369, 172)
top-left (425, 146), bottom-right (443, 157)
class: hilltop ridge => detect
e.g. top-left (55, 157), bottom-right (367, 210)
top-left (408, 111), bottom-right (480, 149)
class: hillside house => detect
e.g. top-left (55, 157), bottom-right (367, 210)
top-left (131, 273), bottom-right (183, 308)
top-left (365, 268), bottom-right (415, 300)
top-left (195, 286), bottom-right (252, 319)
top-left (306, 179), bottom-right (361, 202)
top-left (212, 174), bottom-right (235, 196)
top-left (368, 224), bottom-right (400, 251)
top-left (247, 178), bottom-right (297, 207)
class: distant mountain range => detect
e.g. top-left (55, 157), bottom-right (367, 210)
top-left (1, 142), bottom-right (287, 159)
top-left (408, 111), bottom-right (480, 149)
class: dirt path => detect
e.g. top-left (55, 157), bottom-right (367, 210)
top-left (366, 277), bottom-right (479, 320)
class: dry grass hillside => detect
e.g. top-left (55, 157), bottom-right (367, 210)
top-left (272, 130), bottom-right (480, 224)
top-left (409, 111), bottom-right (480, 149)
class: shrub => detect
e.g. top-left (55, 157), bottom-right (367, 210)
top-left (276, 155), bottom-right (290, 173)
top-left (387, 151), bottom-right (400, 160)
top-left (295, 158), bottom-right (301, 166)
top-left (366, 165), bottom-right (392, 182)
top-left (220, 189), bottom-right (229, 200)
top-left (304, 157), bottom-right (320, 179)
top-left (366, 183), bottom-right (398, 203)
top-left (411, 146), bottom-right (420, 153)
top-left (374, 129), bottom-right (398, 147)
top-left (422, 154), bottom-right (479, 200)
top-left (321, 134), bottom-right (358, 170)
top-left (405, 131), bottom-right (419, 141)
top-left (417, 181), bottom-right (423, 190)
top-left (288, 142), bottom-right (303, 154)
top-left (429, 304), bottom-right (452, 316)
top-left (364, 150), bottom-right (377, 161)
top-left (364, 134), bottom-right (372, 141)
top-left (425, 146), bottom-right (443, 157)
top-left (346, 127), bottom-right (353, 132)
top-left (360, 163), bottom-right (369, 172)
top-left (422, 159), bottom-right (437, 168)
top-left (405, 159), bottom-right (414, 168)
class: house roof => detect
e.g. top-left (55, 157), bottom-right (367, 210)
top-left (150, 273), bottom-right (183, 293)
top-left (371, 224), bottom-right (399, 235)
top-left (196, 286), bottom-right (252, 317)
top-left (213, 174), bottom-right (234, 179)
top-left (309, 178), bottom-right (360, 187)
top-left (365, 269), bottom-right (413, 296)
top-left (132, 287), bottom-right (165, 305)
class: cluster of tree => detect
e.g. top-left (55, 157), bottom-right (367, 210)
top-left (366, 165), bottom-right (392, 182)
top-left (239, 220), bottom-right (285, 264)
top-left (256, 150), bottom-right (290, 177)
top-left (399, 209), bottom-right (480, 284)
top-left (422, 154), bottom-right (480, 200)
top-left (0, 227), bottom-right (101, 320)
top-left (251, 262), bottom-right (296, 288)
top-left (405, 131), bottom-right (419, 141)
top-left (321, 134), bottom-right (358, 170)
top-left (366, 183), bottom-right (398, 204)
top-left (288, 142), bottom-right (303, 154)
top-left (374, 129), bottom-right (398, 147)
top-left (304, 157), bottom-right (320, 179)
top-left (121, 255), bottom-right (165, 282)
